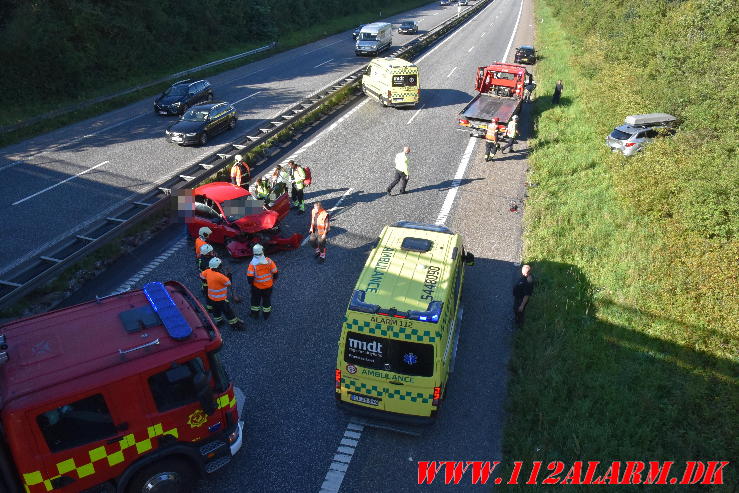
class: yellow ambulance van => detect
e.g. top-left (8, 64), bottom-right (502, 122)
top-left (361, 57), bottom-right (420, 108)
top-left (335, 222), bottom-right (474, 423)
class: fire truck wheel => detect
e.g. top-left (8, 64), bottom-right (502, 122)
top-left (126, 458), bottom-right (196, 493)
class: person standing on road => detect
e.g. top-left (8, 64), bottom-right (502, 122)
top-left (200, 257), bottom-right (244, 330)
top-left (552, 79), bottom-right (564, 105)
top-left (288, 160), bottom-right (307, 214)
top-left (230, 155), bottom-right (251, 188)
top-left (485, 118), bottom-right (501, 162)
top-left (195, 227), bottom-right (212, 259)
top-left (512, 264), bottom-right (534, 326)
top-left (246, 244), bottom-right (278, 319)
top-left (309, 201), bottom-right (330, 263)
top-left (501, 115), bottom-right (519, 154)
top-left (197, 243), bottom-right (216, 312)
top-left (387, 146), bottom-right (411, 195)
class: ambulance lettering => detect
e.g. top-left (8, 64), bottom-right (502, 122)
top-left (361, 368), bottom-right (414, 383)
top-left (370, 315), bottom-right (413, 328)
top-left (421, 265), bottom-right (440, 301)
top-left (366, 247), bottom-right (395, 293)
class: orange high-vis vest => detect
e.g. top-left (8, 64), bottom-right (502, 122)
top-left (195, 237), bottom-right (208, 258)
top-left (485, 124), bottom-right (499, 142)
top-left (200, 269), bottom-right (231, 301)
top-left (247, 259), bottom-right (278, 289)
top-left (311, 208), bottom-right (329, 236)
top-left (231, 164), bottom-right (243, 186)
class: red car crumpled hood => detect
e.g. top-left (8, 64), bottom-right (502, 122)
top-left (234, 210), bottom-right (279, 233)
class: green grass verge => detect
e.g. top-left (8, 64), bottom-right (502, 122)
top-left (0, 0), bottom-right (431, 148)
top-left (501, 0), bottom-right (737, 490)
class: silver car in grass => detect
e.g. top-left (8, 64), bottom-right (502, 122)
top-left (606, 113), bottom-right (677, 156)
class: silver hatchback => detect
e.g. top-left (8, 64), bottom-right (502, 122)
top-left (606, 113), bottom-right (676, 156)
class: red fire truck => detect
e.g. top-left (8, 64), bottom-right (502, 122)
top-left (0, 281), bottom-right (243, 493)
top-left (457, 62), bottom-right (533, 136)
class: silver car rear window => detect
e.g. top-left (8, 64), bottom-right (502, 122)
top-left (610, 129), bottom-right (633, 140)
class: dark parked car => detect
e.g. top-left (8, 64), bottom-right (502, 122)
top-left (398, 21), bottom-right (419, 34)
top-left (352, 25), bottom-right (366, 40)
top-left (165, 102), bottom-right (237, 146)
top-left (154, 79), bottom-right (213, 116)
top-left (514, 46), bottom-right (536, 64)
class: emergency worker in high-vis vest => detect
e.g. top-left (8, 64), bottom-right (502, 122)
top-left (309, 201), bottom-right (330, 262)
top-left (246, 244), bottom-right (278, 319)
top-left (195, 227), bottom-right (212, 258)
top-left (200, 257), bottom-right (244, 330)
top-left (197, 243), bottom-right (216, 311)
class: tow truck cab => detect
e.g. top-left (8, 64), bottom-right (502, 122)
top-left (0, 281), bottom-right (243, 493)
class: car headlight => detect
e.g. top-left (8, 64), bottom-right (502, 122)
top-left (186, 133), bottom-right (197, 137)
top-left (165, 130), bottom-right (171, 135)
top-left (172, 102), bottom-right (183, 107)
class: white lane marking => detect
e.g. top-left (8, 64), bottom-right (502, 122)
top-left (415, 0), bottom-right (497, 64)
top-left (446, 66), bottom-right (458, 78)
top-left (301, 188), bottom-right (354, 247)
top-left (434, 0), bottom-right (524, 226)
top-left (232, 91), bottom-right (263, 105)
top-left (12, 160), bottom-right (110, 206)
top-left (481, 31), bottom-right (487, 37)
top-left (111, 238), bottom-right (188, 294)
top-left (303, 39), bottom-right (342, 56)
top-left (502, 0), bottom-right (524, 61)
top-left (406, 104), bottom-right (426, 125)
top-left (435, 137), bottom-right (476, 225)
top-left (222, 67), bottom-right (266, 85)
top-left (0, 113), bottom-right (147, 173)
top-left (319, 421), bottom-right (365, 493)
top-left (314, 58), bottom-right (334, 69)
top-left (432, 12), bottom-right (439, 15)
top-left (467, 45), bottom-right (475, 52)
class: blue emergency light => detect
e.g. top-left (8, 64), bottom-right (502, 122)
top-left (409, 301), bottom-right (443, 323)
top-left (143, 282), bottom-right (193, 340)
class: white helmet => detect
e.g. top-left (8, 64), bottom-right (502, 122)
top-left (199, 244), bottom-right (214, 256)
top-left (208, 257), bottom-right (222, 269)
top-left (198, 227), bottom-right (212, 238)
top-left (235, 154), bottom-right (242, 162)
top-left (252, 244), bottom-right (264, 256)
top-left (512, 114), bottom-right (519, 120)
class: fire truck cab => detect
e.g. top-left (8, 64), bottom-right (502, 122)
top-left (0, 281), bottom-right (243, 493)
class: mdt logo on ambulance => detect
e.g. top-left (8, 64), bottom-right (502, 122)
top-left (348, 337), bottom-right (383, 354)
top-left (335, 222), bottom-right (474, 424)
top-left (0, 281), bottom-right (244, 493)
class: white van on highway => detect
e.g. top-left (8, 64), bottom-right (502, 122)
top-left (355, 22), bottom-right (393, 56)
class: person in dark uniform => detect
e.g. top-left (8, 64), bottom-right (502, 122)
top-left (512, 264), bottom-right (534, 326)
top-left (552, 80), bottom-right (564, 105)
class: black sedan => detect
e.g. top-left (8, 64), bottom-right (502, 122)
top-left (165, 102), bottom-right (237, 146)
top-left (514, 45), bottom-right (536, 64)
top-left (398, 21), bottom-right (419, 34)
top-left (154, 79), bottom-right (212, 116)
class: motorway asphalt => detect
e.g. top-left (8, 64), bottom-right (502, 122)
top-left (55, 0), bottom-right (538, 490)
top-left (0, 1), bottom-right (476, 279)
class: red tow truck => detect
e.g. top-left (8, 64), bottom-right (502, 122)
top-left (457, 62), bottom-right (533, 136)
top-left (0, 281), bottom-right (243, 493)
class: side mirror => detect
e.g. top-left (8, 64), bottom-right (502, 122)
top-left (464, 252), bottom-right (475, 266)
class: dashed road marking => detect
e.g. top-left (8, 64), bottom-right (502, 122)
top-left (111, 237), bottom-right (188, 294)
top-left (406, 104), bottom-right (426, 125)
top-left (314, 59), bottom-right (334, 69)
top-left (446, 66), bottom-right (458, 78)
top-left (13, 160), bottom-right (110, 205)
top-left (481, 31), bottom-right (487, 37)
top-left (467, 45), bottom-right (475, 52)
top-left (232, 91), bottom-right (263, 105)
top-left (319, 421), bottom-right (365, 493)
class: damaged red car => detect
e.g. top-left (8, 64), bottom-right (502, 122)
top-left (184, 182), bottom-right (302, 258)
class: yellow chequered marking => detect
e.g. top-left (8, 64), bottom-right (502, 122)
top-left (23, 422), bottom-right (180, 492)
top-left (217, 393), bottom-right (237, 410)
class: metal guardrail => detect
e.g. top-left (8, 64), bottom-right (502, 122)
top-left (0, 42), bottom-right (277, 135)
top-left (0, 0), bottom-right (491, 310)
